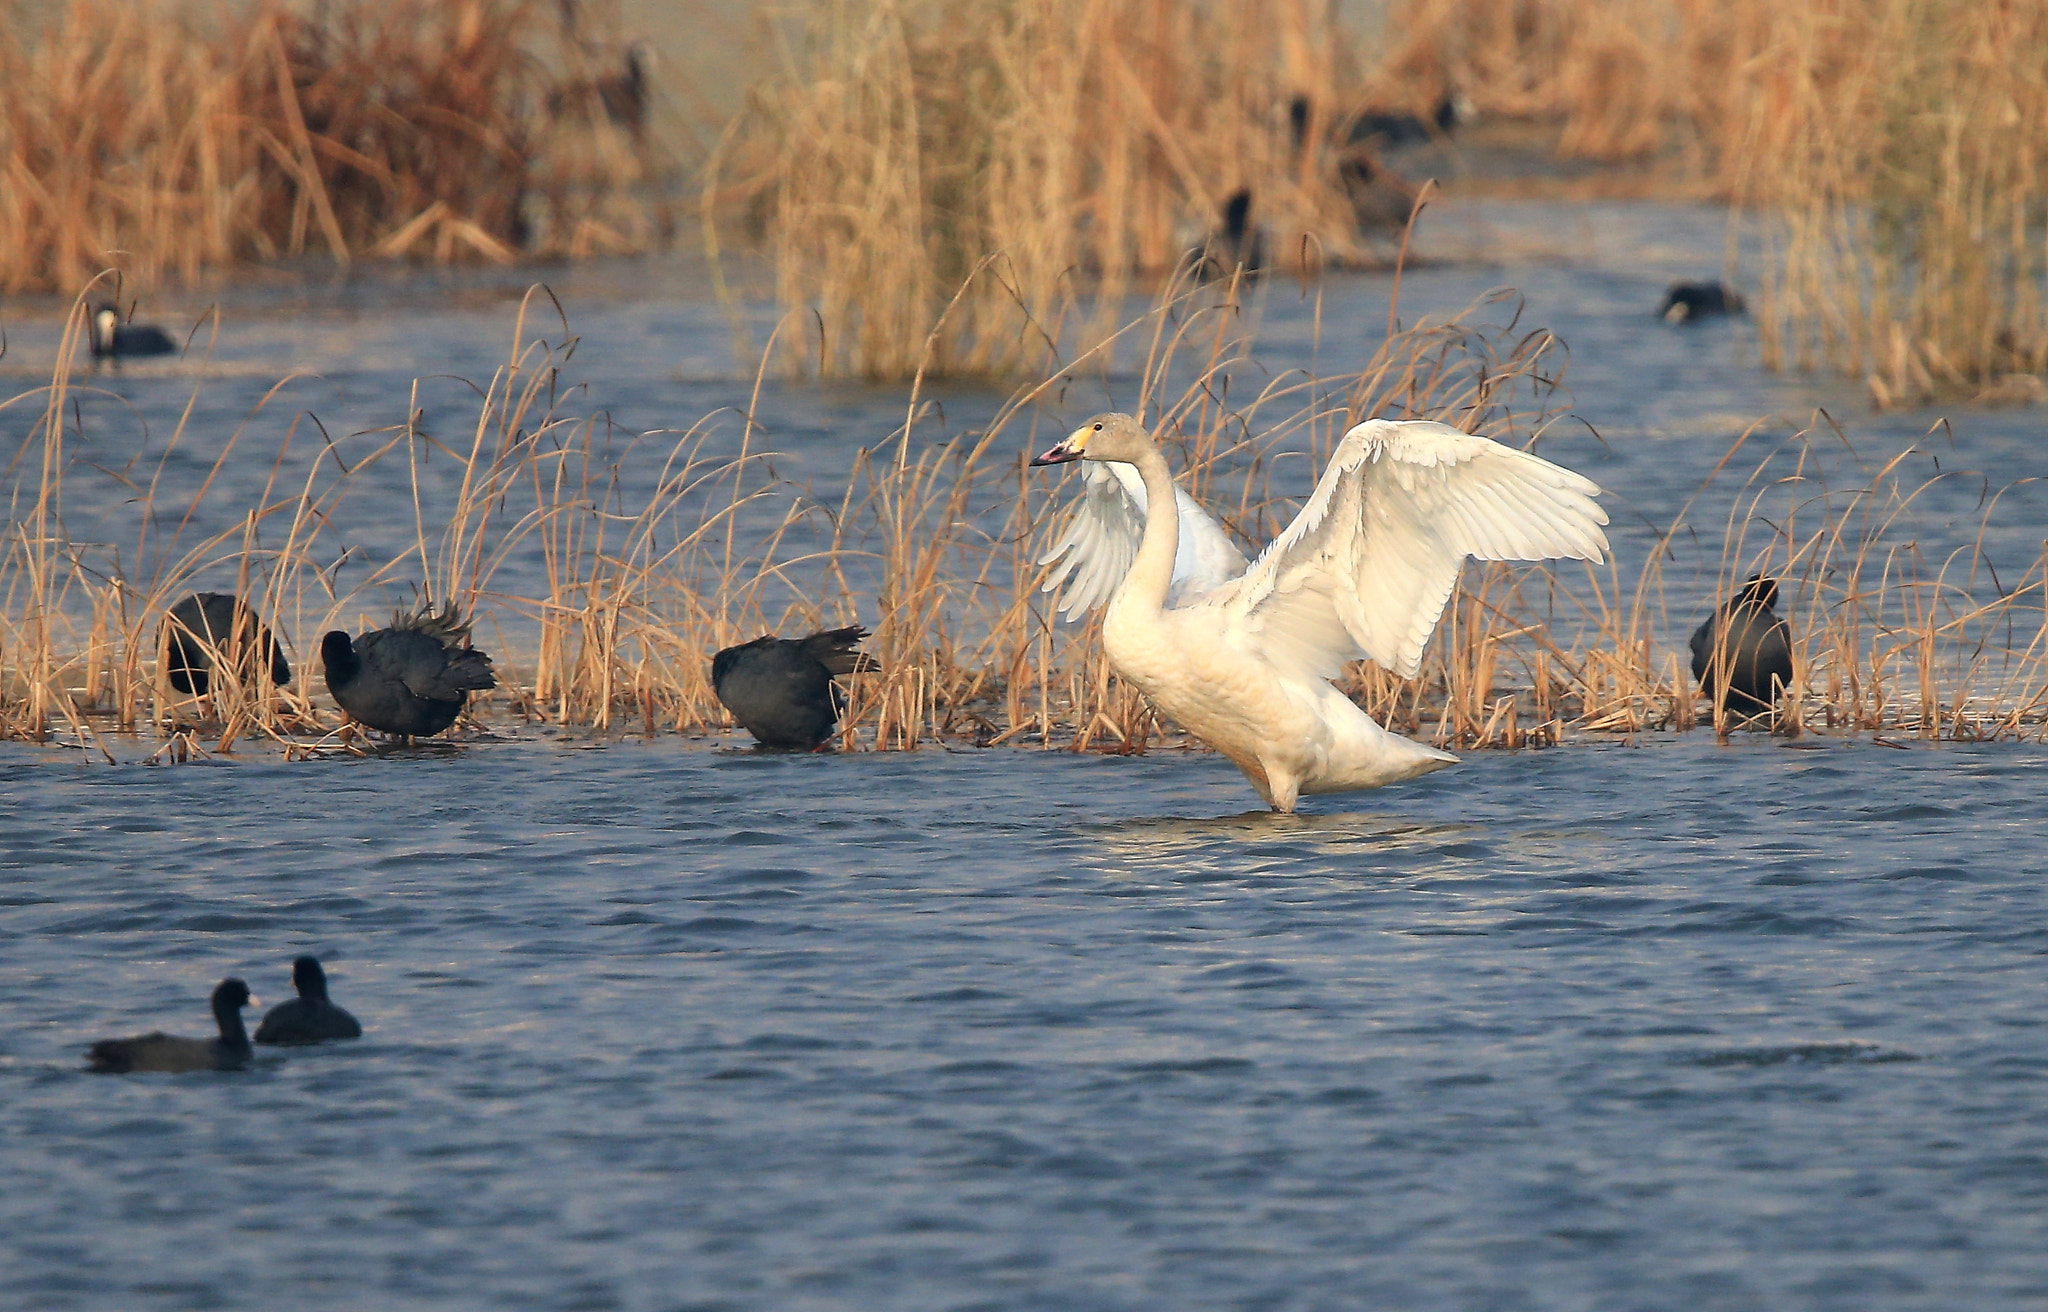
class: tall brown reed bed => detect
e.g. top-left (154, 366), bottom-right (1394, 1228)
top-left (1368, 0), bottom-right (2048, 404)
top-left (3, 289), bottom-right (2045, 763)
top-left (0, 0), bottom-right (665, 294)
top-left (708, 0), bottom-right (1394, 380)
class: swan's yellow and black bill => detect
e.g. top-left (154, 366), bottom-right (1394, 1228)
top-left (1029, 436), bottom-right (1085, 466)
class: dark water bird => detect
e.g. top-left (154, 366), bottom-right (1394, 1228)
top-left (1659, 281), bottom-right (1747, 323)
top-left (86, 978), bottom-right (256, 1073)
top-left (160, 592), bottom-right (291, 696)
top-left (547, 38), bottom-right (655, 140)
top-left (1185, 188), bottom-right (1265, 282)
top-left (322, 600), bottom-right (497, 738)
top-left (712, 624), bottom-right (880, 749)
top-left (1287, 95), bottom-right (1423, 236)
top-left (1690, 575), bottom-right (1794, 715)
top-left (89, 303), bottom-right (178, 363)
top-left (253, 956), bottom-right (362, 1045)
top-left (1336, 151), bottom-right (1423, 233)
top-left (1342, 90), bottom-right (1475, 151)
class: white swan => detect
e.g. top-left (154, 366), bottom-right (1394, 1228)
top-left (1030, 413), bottom-right (1609, 812)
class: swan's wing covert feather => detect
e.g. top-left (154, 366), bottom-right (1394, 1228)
top-left (1204, 419), bottom-right (1608, 680)
top-left (1037, 462), bottom-right (1248, 619)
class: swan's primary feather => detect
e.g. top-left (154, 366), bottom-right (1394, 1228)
top-left (1207, 419), bottom-right (1608, 679)
top-left (1038, 461), bottom-right (1248, 619)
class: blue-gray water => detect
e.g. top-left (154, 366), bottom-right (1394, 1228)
top-left (4, 737), bottom-right (2047, 1309)
top-left (4, 199), bottom-right (2048, 1309)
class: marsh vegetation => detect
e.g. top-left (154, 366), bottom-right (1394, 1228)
top-left (3, 283), bottom-right (2043, 762)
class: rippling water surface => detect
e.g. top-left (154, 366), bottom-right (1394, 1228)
top-left (4, 736), bottom-right (2047, 1310)
top-left (5, 200), bottom-right (2048, 1309)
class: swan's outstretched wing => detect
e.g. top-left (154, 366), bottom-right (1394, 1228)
top-left (1037, 462), bottom-right (1249, 620)
top-left (1204, 419), bottom-right (1607, 679)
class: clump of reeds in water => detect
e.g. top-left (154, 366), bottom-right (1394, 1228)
top-left (1741, 2), bottom-right (2048, 406)
top-left (3, 287), bottom-right (2045, 762)
top-left (1367, 0), bottom-right (2048, 404)
top-left (0, 0), bottom-right (667, 293)
top-left (709, 0), bottom-right (1405, 380)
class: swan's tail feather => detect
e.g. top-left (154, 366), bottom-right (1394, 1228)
top-left (1303, 683), bottom-right (1459, 794)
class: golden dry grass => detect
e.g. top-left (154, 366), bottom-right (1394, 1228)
top-left (707, 0), bottom-right (1412, 380)
top-left (1370, 0), bottom-right (2048, 404)
top-left (0, 0), bottom-right (666, 294)
top-left (711, 0), bottom-right (2046, 398)
top-left (3, 286), bottom-right (2044, 764)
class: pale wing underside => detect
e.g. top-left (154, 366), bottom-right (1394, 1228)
top-left (1203, 419), bottom-right (1609, 680)
top-left (1038, 462), bottom-right (1249, 620)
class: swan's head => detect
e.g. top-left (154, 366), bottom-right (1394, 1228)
top-left (1029, 413), bottom-right (1152, 467)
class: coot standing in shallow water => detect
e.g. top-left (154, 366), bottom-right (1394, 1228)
top-left (254, 956), bottom-right (362, 1045)
top-left (712, 625), bottom-right (879, 748)
top-left (322, 600), bottom-right (496, 738)
top-left (88, 303), bottom-right (179, 363)
top-left (1690, 574), bottom-right (1794, 716)
top-left (161, 592), bottom-right (291, 696)
top-left (86, 978), bottom-right (257, 1073)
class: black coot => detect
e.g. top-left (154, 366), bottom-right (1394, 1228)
top-left (1185, 188), bottom-right (1265, 283)
top-left (1283, 94), bottom-right (1425, 236)
top-left (89, 303), bottom-right (179, 362)
top-left (161, 592), bottom-right (291, 696)
top-left (1343, 90), bottom-right (1473, 150)
top-left (712, 624), bottom-right (879, 748)
top-left (86, 978), bottom-right (256, 1073)
top-left (1659, 281), bottom-right (1747, 323)
top-left (322, 601), bottom-right (496, 738)
top-left (1690, 575), bottom-right (1794, 715)
top-left (253, 956), bottom-right (362, 1045)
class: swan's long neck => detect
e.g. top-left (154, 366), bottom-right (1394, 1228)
top-left (1114, 445), bottom-right (1180, 618)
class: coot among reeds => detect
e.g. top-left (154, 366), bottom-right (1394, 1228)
top-left (1659, 281), bottom-right (1747, 323)
top-left (548, 39), bottom-right (656, 140)
top-left (1184, 188), bottom-right (1265, 283)
top-left (1285, 94), bottom-right (1425, 236)
top-left (86, 978), bottom-right (256, 1073)
top-left (1342, 91), bottom-right (1474, 151)
top-left (712, 625), bottom-right (879, 748)
top-left (161, 592), bottom-right (291, 696)
top-left (89, 303), bottom-right (179, 362)
top-left (322, 601), bottom-right (496, 738)
top-left (253, 956), bottom-right (362, 1045)
top-left (1690, 575), bottom-right (1794, 715)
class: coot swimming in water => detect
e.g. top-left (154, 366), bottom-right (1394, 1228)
top-left (1659, 281), bottom-right (1747, 323)
top-left (253, 956), bottom-right (362, 1045)
top-left (89, 303), bottom-right (179, 362)
top-left (1690, 574), bottom-right (1794, 715)
top-left (160, 592), bottom-right (291, 696)
top-left (322, 601), bottom-right (496, 738)
top-left (712, 625), bottom-right (879, 748)
top-left (86, 978), bottom-right (256, 1073)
